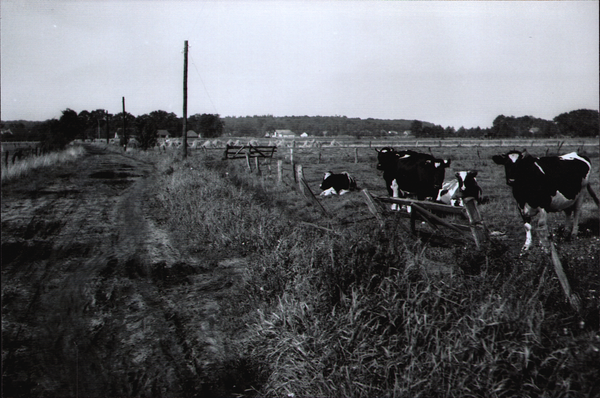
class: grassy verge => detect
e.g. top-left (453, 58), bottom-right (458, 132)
top-left (143, 149), bottom-right (599, 397)
top-left (1, 145), bottom-right (85, 183)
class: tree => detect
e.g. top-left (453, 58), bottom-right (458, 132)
top-left (38, 118), bottom-right (63, 151)
top-left (410, 120), bottom-right (423, 137)
top-left (554, 109), bottom-right (599, 137)
top-left (135, 114), bottom-right (158, 150)
top-left (490, 115), bottom-right (516, 138)
top-left (196, 114), bottom-right (224, 138)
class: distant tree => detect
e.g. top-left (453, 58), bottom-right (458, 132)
top-left (196, 114), bottom-right (224, 138)
top-left (554, 109), bottom-right (599, 137)
top-left (38, 118), bottom-right (63, 151)
top-left (490, 115), bottom-right (516, 138)
top-left (411, 120), bottom-right (423, 137)
top-left (135, 114), bottom-right (158, 150)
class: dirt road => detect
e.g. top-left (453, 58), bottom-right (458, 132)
top-left (2, 145), bottom-right (256, 397)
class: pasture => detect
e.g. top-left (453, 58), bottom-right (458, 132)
top-left (164, 137), bottom-right (598, 397)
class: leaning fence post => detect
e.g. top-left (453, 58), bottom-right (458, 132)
top-left (550, 242), bottom-right (581, 312)
top-left (463, 197), bottom-right (488, 249)
top-left (296, 164), bottom-right (304, 186)
top-left (245, 152), bottom-right (252, 172)
top-left (362, 189), bottom-right (385, 228)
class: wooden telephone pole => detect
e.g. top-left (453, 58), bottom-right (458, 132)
top-left (105, 110), bottom-right (110, 144)
top-left (182, 40), bottom-right (188, 158)
top-left (122, 97), bottom-right (127, 150)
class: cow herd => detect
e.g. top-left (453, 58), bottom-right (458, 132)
top-left (318, 147), bottom-right (598, 251)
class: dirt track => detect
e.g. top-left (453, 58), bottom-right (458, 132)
top-left (2, 145), bottom-right (255, 397)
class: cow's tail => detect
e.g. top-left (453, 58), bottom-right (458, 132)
top-left (587, 184), bottom-right (600, 206)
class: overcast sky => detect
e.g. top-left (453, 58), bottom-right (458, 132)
top-left (1, 0), bottom-right (598, 128)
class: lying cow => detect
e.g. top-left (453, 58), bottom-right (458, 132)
top-left (493, 150), bottom-right (599, 251)
top-left (319, 171), bottom-right (357, 196)
top-left (437, 171), bottom-right (484, 206)
top-left (377, 147), bottom-right (451, 209)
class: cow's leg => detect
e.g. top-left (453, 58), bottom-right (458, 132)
top-left (391, 179), bottom-right (399, 211)
top-left (521, 206), bottom-right (539, 251)
top-left (569, 194), bottom-right (585, 238)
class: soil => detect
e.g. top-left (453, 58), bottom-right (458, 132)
top-left (2, 145), bottom-right (257, 397)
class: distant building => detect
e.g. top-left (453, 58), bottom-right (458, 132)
top-left (157, 130), bottom-right (170, 138)
top-left (186, 130), bottom-right (199, 138)
top-left (273, 129), bottom-right (296, 138)
top-left (300, 132), bottom-right (309, 137)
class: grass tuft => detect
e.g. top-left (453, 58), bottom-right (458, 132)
top-left (1, 145), bottom-right (85, 182)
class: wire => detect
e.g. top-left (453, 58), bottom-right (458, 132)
top-left (189, 53), bottom-right (219, 115)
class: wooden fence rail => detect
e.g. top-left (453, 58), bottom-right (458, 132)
top-left (363, 191), bottom-right (489, 249)
top-left (222, 145), bottom-right (277, 160)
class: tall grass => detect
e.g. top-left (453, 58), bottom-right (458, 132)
top-left (1, 145), bottom-right (85, 183)
top-left (145, 149), bottom-right (599, 397)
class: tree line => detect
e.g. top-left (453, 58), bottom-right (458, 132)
top-left (1, 108), bottom-right (597, 151)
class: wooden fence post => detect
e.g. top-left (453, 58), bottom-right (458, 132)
top-left (290, 142), bottom-right (296, 182)
top-left (255, 157), bottom-right (261, 175)
top-left (354, 148), bottom-right (358, 163)
top-left (277, 160), bottom-right (283, 184)
top-left (4, 151), bottom-right (9, 168)
top-left (463, 197), bottom-right (488, 249)
top-left (296, 164), bottom-right (304, 187)
top-left (550, 242), bottom-right (581, 312)
top-left (362, 189), bottom-right (385, 228)
top-left (245, 152), bottom-right (252, 172)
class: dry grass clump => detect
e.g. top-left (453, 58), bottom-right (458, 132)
top-left (1, 145), bottom-right (85, 182)
top-left (249, 238), bottom-right (599, 397)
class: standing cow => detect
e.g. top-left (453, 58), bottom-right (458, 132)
top-left (493, 150), bottom-right (599, 251)
top-left (377, 148), bottom-right (451, 205)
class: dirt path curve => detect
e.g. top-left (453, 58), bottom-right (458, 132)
top-left (2, 145), bottom-right (254, 397)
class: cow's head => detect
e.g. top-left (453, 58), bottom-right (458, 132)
top-left (453, 171), bottom-right (482, 202)
top-left (320, 171), bottom-right (334, 190)
top-left (426, 158), bottom-right (451, 190)
top-left (376, 147), bottom-right (399, 170)
top-left (492, 150), bottom-right (528, 186)
top-left (417, 158), bottom-right (451, 198)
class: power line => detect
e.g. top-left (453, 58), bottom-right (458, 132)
top-left (189, 53), bottom-right (219, 115)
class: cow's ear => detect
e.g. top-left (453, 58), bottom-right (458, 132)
top-left (444, 159), bottom-right (451, 167)
top-left (492, 155), bottom-right (506, 165)
top-left (468, 170), bottom-right (478, 177)
top-left (454, 172), bottom-right (461, 178)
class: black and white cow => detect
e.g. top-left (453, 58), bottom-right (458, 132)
top-left (376, 147), bottom-right (451, 208)
top-left (437, 171), bottom-right (484, 206)
top-left (493, 150), bottom-right (599, 251)
top-left (319, 171), bottom-right (357, 196)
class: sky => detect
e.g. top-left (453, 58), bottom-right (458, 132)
top-left (1, 1), bottom-right (598, 129)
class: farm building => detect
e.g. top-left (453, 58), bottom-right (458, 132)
top-left (157, 130), bottom-right (170, 139)
top-left (273, 129), bottom-right (296, 138)
top-left (186, 130), bottom-right (199, 138)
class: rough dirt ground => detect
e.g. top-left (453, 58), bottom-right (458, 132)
top-left (2, 145), bottom-right (256, 397)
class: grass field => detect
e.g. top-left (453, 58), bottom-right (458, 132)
top-left (143, 138), bottom-right (598, 397)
